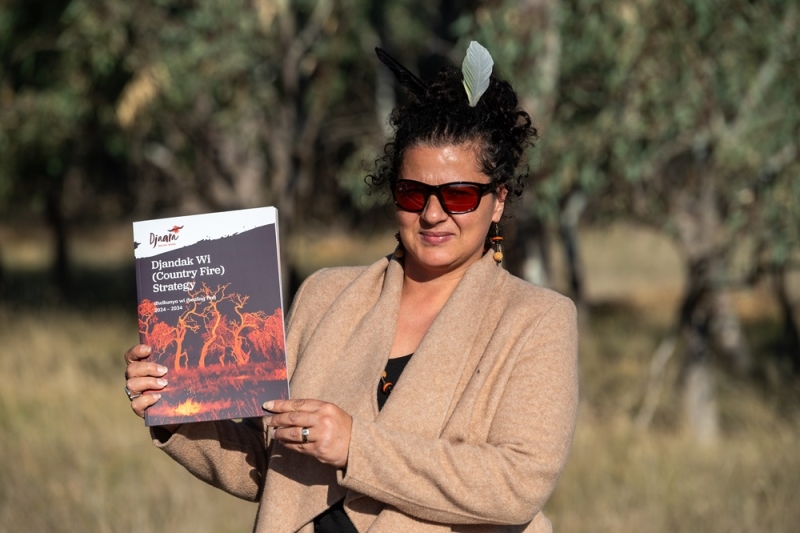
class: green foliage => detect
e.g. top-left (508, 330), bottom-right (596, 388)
top-left (0, 0), bottom-right (424, 225)
top-left (0, 0), bottom-right (132, 220)
top-left (1, 0), bottom-right (797, 275)
top-left (457, 0), bottom-right (800, 273)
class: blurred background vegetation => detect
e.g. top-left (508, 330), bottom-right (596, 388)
top-left (1, 0), bottom-right (799, 531)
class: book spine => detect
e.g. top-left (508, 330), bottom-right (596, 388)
top-left (133, 239), bottom-right (152, 426)
top-left (134, 255), bottom-right (144, 345)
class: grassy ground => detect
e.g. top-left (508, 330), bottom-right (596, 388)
top-left (1, 223), bottom-right (798, 532)
top-left (548, 305), bottom-right (800, 533)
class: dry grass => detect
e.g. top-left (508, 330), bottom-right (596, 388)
top-left (550, 415), bottom-right (800, 532)
top-left (2, 304), bottom-right (797, 532)
top-left (1, 222), bottom-right (799, 532)
top-left (0, 309), bottom-right (255, 532)
top-left (545, 306), bottom-right (800, 533)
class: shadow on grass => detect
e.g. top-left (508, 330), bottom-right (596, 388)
top-left (0, 263), bottom-right (138, 311)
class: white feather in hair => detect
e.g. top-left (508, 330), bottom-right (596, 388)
top-left (462, 41), bottom-right (493, 107)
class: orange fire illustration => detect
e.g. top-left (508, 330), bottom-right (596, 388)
top-left (138, 283), bottom-right (286, 425)
top-left (174, 398), bottom-right (203, 416)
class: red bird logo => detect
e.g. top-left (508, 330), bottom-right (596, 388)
top-left (168, 225), bottom-right (184, 234)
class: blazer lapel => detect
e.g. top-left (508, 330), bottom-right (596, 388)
top-left (343, 254), bottom-right (506, 530)
top-left (376, 252), bottom-right (502, 437)
top-left (291, 255), bottom-right (404, 418)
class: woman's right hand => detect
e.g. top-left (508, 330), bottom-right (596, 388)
top-left (124, 344), bottom-right (168, 418)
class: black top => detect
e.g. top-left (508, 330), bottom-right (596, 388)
top-left (377, 354), bottom-right (413, 410)
top-left (313, 354), bottom-right (413, 533)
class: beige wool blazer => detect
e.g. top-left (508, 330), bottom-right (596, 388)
top-left (154, 252), bottom-right (579, 532)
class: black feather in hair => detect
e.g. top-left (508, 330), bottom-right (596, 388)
top-left (375, 47), bottom-right (427, 99)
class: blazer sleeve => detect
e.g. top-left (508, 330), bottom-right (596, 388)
top-left (151, 417), bottom-right (269, 502)
top-left (340, 297), bottom-right (579, 525)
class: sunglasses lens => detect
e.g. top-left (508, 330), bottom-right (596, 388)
top-left (392, 181), bottom-right (488, 214)
top-left (393, 182), bottom-right (428, 211)
top-left (439, 185), bottom-right (482, 213)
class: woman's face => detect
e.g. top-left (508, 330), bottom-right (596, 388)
top-left (395, 143), bottom-right (506, 280)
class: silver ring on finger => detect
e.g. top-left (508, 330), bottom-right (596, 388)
top-left (125, 386), bottom-right (141, 401)
top-left (301, 427), bottom-right (310, 444)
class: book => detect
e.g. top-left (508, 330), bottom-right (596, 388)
top-left (132, 207), bottom-right (289, 427)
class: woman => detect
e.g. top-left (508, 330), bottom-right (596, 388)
top-left (124, 44), bottom-right (578, 532)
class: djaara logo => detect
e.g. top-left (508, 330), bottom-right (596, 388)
top-left (150, 225), bottom-right (184, 248)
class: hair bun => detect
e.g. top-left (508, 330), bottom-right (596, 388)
top-left (368, 63), bottom-right (537, 205)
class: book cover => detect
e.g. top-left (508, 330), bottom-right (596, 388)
top-left (132, 207), bottom-right (289, 427)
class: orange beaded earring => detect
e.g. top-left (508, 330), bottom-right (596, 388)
top-left (490, 223), bottom-right (503, 265)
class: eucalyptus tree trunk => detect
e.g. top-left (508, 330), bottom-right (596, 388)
top-left (711, 290), bottom-right (752, 375)
top-left (505, 211), bottom-right (550, 288)
top-left (677, 257), bottom-right (720, 446)
top-left (46, 186), bottom-right (70, 297)
top-left (559, 190), bottom-right (587, 316)
top-left (371, 0), bottom-right (415, 138)
top-left (270, 0), bottom-right (335, 298)
top-left (501, 0), bottom-right (562, 292)
top-left (773, 264), bottom-right (800, 373)
top-left (672, 163), bottom-right (721, 446)
top-left (669, 157), bottom-right (751, 443)
top-left (0, 247), bottom-right (5, 291)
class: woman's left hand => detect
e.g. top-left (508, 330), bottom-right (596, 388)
top-left (263, 399), bottom-right (353, 468)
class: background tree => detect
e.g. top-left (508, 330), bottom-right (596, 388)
top-left (0, 0), bottom-right (135, 293)
top-left (0, 0), bottom-right (474, 295)
top-left (454, 0), bottom-right (596, 315)
top-left (459, 0), bottom-right (800, 443)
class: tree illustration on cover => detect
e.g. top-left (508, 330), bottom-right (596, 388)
top-left (138, 283), bottom-right (287, 425)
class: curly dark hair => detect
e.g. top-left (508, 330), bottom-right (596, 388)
top-left (368, 65), bottom-right (538, 206)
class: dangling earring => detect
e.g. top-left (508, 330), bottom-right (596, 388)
top-left (394, 232), bottom-right (405, 259)
top-left (490, 223), bottom-right (503, 265)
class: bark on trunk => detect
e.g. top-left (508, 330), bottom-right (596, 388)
top-left (678, 258), bottom-right (720, 446)
top-left (504, 209), bottom-right (550, 288)
top-left (559, 190), bottom-right (587, 316)
top-left (0, 246), bottom-right (5, 295)
top-left (773, 264), bottom-right (800, 372)
top-left (710, 290), bottom-right (752, 375)
top-left (672, 159), bottom-right (722, 445)
top-left (681, 343), bottom-right (719, 445)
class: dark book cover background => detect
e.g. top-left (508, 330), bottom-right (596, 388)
top-left (134, 212), bottom-right (288, 426)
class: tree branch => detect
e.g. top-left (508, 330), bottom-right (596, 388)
top-left (720, 5), bottom-right (798, 146)
top-left (281, 0), bottom-right (335, 96)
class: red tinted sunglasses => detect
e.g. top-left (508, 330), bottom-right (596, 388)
top-left (391, 179), bottom-right (495, 215)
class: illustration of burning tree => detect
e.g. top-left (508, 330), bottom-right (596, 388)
top-left (138, 300), bottom-right (179, 363)
top-left (138, 297), bottom-right (202, 370)
top-left (196, 284), bottom-right (235, 368)
top-left (137, 283), bottom-right (287, 424)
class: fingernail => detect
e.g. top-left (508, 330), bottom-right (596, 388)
top-left (263, 416), bottom-right (273, 425)
top-left (263, 401), bottom-right (274, 410)
top-left (156, 379), bottom-right (168, 387)
top-left (157, 365), bottom-right (168, 375)
top-left (153, 393), bottom-right (161, 400)
top-left (142, 345), bottom-right (152, 354)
